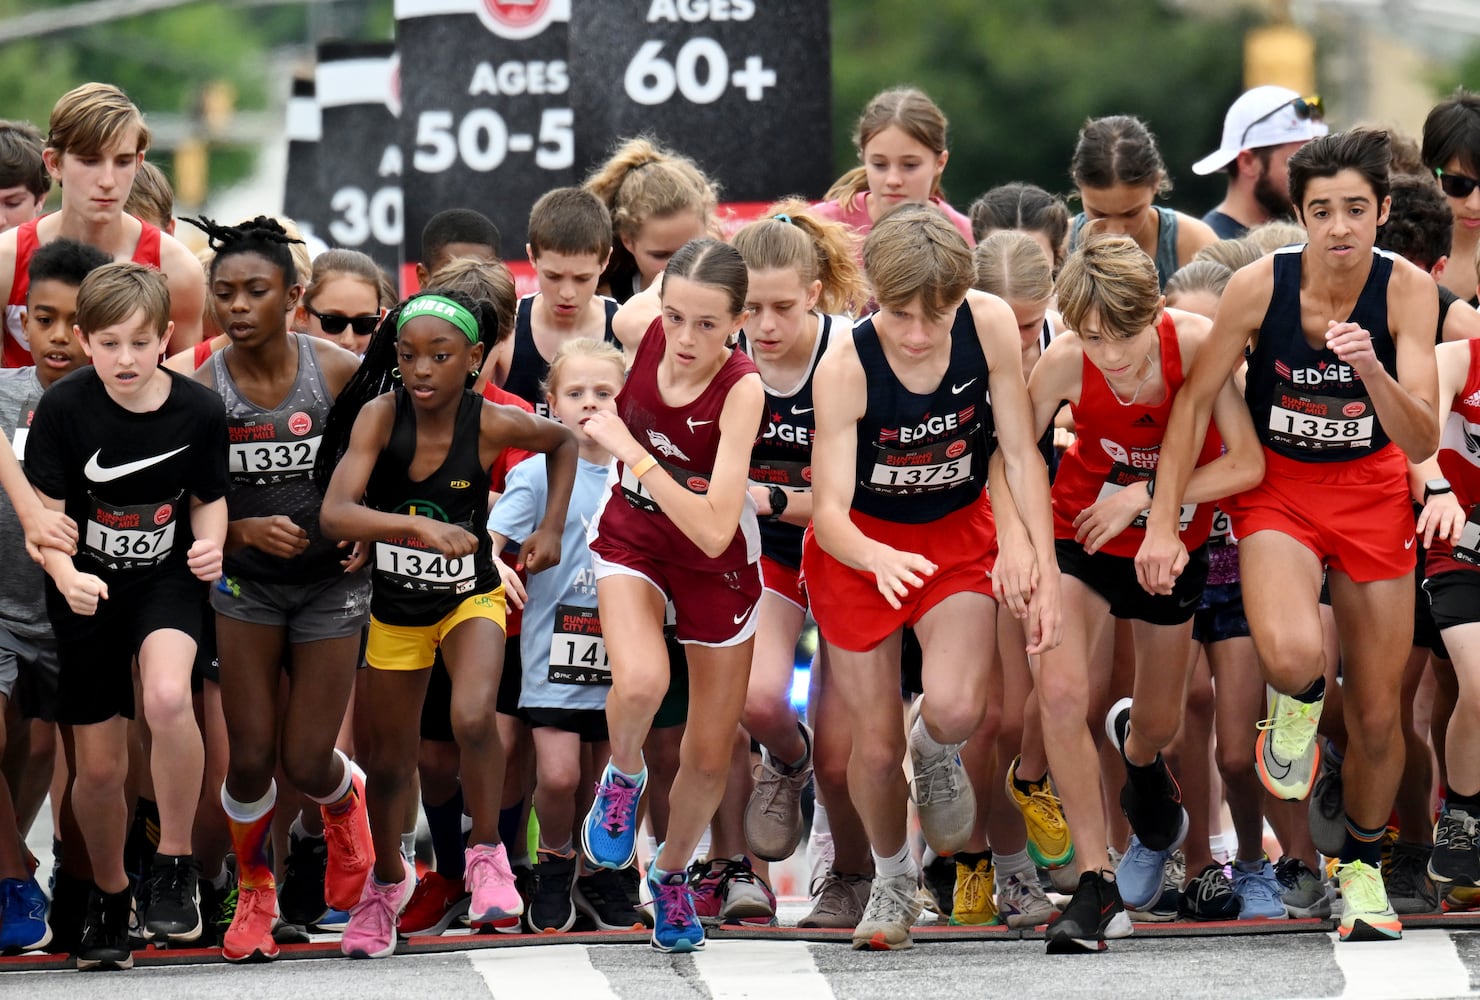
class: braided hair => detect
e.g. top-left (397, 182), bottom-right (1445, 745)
top-left (313, 286), bottom-right (498, 491)
top-left (183, 215), bottom-right (304, 286)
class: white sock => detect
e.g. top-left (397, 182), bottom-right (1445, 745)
top-left (872, 842), bottom-right (917, 880)
top-left (996, 848), bottom-right (1034, 878)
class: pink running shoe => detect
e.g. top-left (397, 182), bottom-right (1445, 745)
top-left (466, 843), bottom-right (524, 928)
top-left (340, 858), bottom-right (414, 960)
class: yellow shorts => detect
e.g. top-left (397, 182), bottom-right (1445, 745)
top-left (365, 588), bottom-right (507, 671)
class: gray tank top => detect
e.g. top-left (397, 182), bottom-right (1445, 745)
top-left (210, 334), bottom-right (341, 582)
top-left (1069, 205), bottom-right (1180, 291)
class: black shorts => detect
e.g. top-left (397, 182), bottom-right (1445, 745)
top-left (524, 706), bottom-right (609, 743)
top-left (191, 604), bottom-right (219, 693)
top-left (51, 572), bottom-right (207, 726)
top-left (1413, 545), bottom-right (1445, 655)
top-left (1055, 539), bottom-right (1209, 626)
top-left (1423, 571), bottom-right (1480, 649)
top-left (651, 631), bottom-right (688, 730)
top-left (497, 633), bottom-right (523, 718)
top-left (1192, 581), bottom-right (1250, 645)
top-left (899, 627), bottom-right (923, 698)
top-left (421, 632), bottom-right (523, 743)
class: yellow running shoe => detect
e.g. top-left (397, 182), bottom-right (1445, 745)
top-left (1255, 686), bottom-right (1323, 800)
top-left (1336, 860), bottom-right (1402, 942)
top-left (1005, 756), bottom-right (1074, 869)
top-left (949, 856), bottom-right (1000, 926)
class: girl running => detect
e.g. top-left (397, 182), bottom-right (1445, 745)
top-left (318, 288), bottom-right (577, 959)
top-left (302, 249), bottom-right (395, 357)
top-left (969, 183), bottom-right (1070, 272)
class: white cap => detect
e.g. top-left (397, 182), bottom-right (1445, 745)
top-left (1192, 86), bottom-right (1329, 175)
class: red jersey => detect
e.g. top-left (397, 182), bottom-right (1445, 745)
top-left (1429, 339), bottom-right (1480, 576)
top-left (4, 215), bottom-right (163, 368)
top-left (591, 316), bottom-right (761, 572)
top-left (1052, 311), bottom-right (1223, 558)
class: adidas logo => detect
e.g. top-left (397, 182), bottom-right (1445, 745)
top-left (1464, 390), bottom-right (1480, 408)
top-left (1132, 414), bottom-right (1158, 427)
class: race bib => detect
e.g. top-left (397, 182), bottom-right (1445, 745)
top-left (1209, 506), bottom-right (1234, 543)
top-left (1268, 384), bottom-right (1374, 452)
top-left (866, 438), bottom-right (975, 496)
top-left (620, 458), bottom-right (708, 513)
top-left (749, 458), bottom-right (811, 490)
top-left (548, 603), bottom-right (610, 685)
top-left (1095, 462), bottom-right (1193, 531)
top-left (83, 491), bottom-right (181, 570)
top-left (10, 427), bottom-right (26, 461)
top-left (373, 540), bottom-right (476, 594)
top-left (227, 411), bottom-right (321, 484)
top-left (1454, 508), bottom-right (1480, 566)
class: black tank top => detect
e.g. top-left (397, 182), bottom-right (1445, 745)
top-left (504, 293), bottom-right (620, 416)
top-left (852, 301), bottom-right (995, 524)
top-left (364, 387), bottom-right (498, 626)
top-left (1246, 245), bottom-right (1396, 463)
top-left (742, 313), bottom-right (834, 569)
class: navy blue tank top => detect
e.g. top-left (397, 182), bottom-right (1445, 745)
top-left (504, 293), bottom-right (620, 417)
top-left (1246, 245), bottom-right (1397, 463)
top-left (852, 301), bottom-right (994, 524)
top-left (364, 387), bottom-right (499, 626)
top-left (742, 313), bottom-right (834, 569)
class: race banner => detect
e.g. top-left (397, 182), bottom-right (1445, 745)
top-left (282, 76), bottom-right (327, 242)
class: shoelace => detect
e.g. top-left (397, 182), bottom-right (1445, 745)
top-left (955, 865), bottom-right (991, 913)
top-left (466, 848), bottom-right (512, 892)
top-left (750, 762), bottom-right (792, 819)
top-left (910, 751), bottom-right (962, 807)
top-left (654, 879), bottom-right (694, 931)
top-left (325, 815), bottom-right (367, 868)
top-left (1256, 702), bottom-right (1317, 758)
top-left (350, 882), bottom-right (399, 941)
top-left (1440, 813), bottom-right (1478, 853)
top-left (151, 861), bottom-right (194, 908)
top-left (596, 779), bottom-right (639, 834)
top-left (1234, 865), bottom-right (1281, 906)
top-left (1340, 861), bottom-right (1390, 912)
top-left (1023, 785), bottom-right (1068, 833)
top-left (862, 876), bottom-right (918, 923)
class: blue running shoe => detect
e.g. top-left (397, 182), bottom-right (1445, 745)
top-left (1116, 835), bottom-right (1171, 910)
top-left (581, 765), bottom-right (646, 870)
top-left (1231, 859), bottom-right (1286, 919)
top-left (648, 867), bottom-right (704, 952)
top-left (0, 876), bottom-right (52, 953)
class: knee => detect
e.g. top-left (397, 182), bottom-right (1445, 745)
top-left (282, 752), bottom-right (334, 797)
top-left (1346, 697), bottom-right (1401, 754)
top-left (1260, 634), bottom-right (1324, 692)
top-left (742, 691), bottom-right (792, 741)
top-left (849, 730), bottom-right (904, 779)
top-left (921, 694), bottom-right (984, 744)
top-left (813, 746), bottom-right (850, 795)
top-left (537, 759), bottom-right (580, 801)
top-left (1132, 710), bottom-right (1181, 752)
top-left (1215, 740), bottom-right (1255, 783)
top-left (1186, 680), bottom-right (1215, 724)
top-left (228, 743), bottom-right (277, 791)
top-left (450, 706), bottom-right (497, 751)
top-left (76, 750), bottom-right (126, 793)
top-left (1036, 675), bottom-right (1089, 736)
top-left (142, 682), bottom-right (195, 727)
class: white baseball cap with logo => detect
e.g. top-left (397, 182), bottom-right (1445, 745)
top-left (1193, 85), bottom-right (1329, 175)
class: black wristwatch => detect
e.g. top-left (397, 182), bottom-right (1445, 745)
top-left (767, 485), bottom-right (789, 521)
top-left (1424, 477), bottom-right (1453, 503)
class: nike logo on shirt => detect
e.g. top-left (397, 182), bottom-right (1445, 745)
top-left (84, 446), bottom-right (189, 483)
top-left (951, 379), bottom-right (977, 394)
top-left (791, 405), bottom-right (814, 415)
top-left (686, 417), bottom-right (713, 432)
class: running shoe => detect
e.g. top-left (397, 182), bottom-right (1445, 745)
top-left (852, 872), bottom-right (923, 951)
top-left (278, 828), bottom-right (329, 927)
top-left (341, 859), bottom-right (414, 960)
top-left (1443, 884), bottom-right (1480, 912)
top-left (906, 700), bottom-right (975, 855)
top-left (141, 854), bottom-right (202, 943)
top-left (221, 883), bottom-right (279, 963)
top-left (718, 856), bottom-right (777, 926)
top-left (648, 867), bottom-right (704, 952)
top-left (1231, 859), bottom-right (1286, 919)
top-left (581, 765), bottom-right (646, 870)
top-left (1383, 841), bottom-right (1438, 914)
top-left (573, 866), bottom-right (645, 931)
top-left (996, 868), bottom-right (1057, 928)
top-left (47, 869), bottom-right (90, 956)
top-left (1045, 870), bottom-right (1131, 954)
top-left (1336, 859), bottom-right (1402, 941)
top-left (399, 870), bottom-right (471, 936)
top-left (1106, 698), bottom-right (1187, 852)
top-left (745, 723), bottom-right (814, 862)
top-left (798, 870), bottom-right (871, 929)
top-left (1307, 740), bottom-right (1346, 857)
top-left (921, 849), bottom-right (956, 918)
top-left (1115, 834), bottom-right (1171, 911)
top-left (949, 855), bottom-right (999, 926)
top-left (1005, 756), bottom-right (1074, 869)
top-left (1179, 863), bottom-right (1239, 921)
top-left (321, 772), bottom-right (374, 911)
top-left (1127, 848), bottom-right (1183, 922)
top-left (0, 876), bottom-right (52, 953)
top-left (687, 858), bottom-right (726, 926)
top-left (465, 842), bottom-right (524, 927)
top-left (1275, 855), bottom-right (1332, 918)
top-left (1255, 685), bottom-right (1323, 800)
top-left (77, 885), bottom-right (134, 971)
top-left (1430, 806), bottom-right (1480, 886)
top-left (527, 850), bottom-right (577, 933)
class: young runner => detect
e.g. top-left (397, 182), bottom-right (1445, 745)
top-left (302, 249), bottom-right (394, 357)
top-left (1421, 90), bottom-right (1480, 306)
top-left (414, 209), bottom-right (500, 288)
top-left (0, 121), bottom-right (49, 233)
top-left (968, 183), bottom-right (1070, 271)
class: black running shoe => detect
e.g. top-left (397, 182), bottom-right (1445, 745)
top-left (574, 866), bottom-right (645, 930)
top-left (527, 852), bottom-right (578, 933)
top-left (922, 851), bottom-right (956, 918)
top-left (142, 855), bottom-right (202, 943)
top-left (77, 886), bottom-right (134, 971)
top-left (1106, 699), bottom-right (1187, 852)
top-left (47, 870), bottom-right (91, 955)
top-left (1179, 863), bottom-right (1239, 921)
top-left (278, 829), bottom-right (330, 926)
top-left (1045, 870), bottom-right (1131, 954)
top-left (1431, 807), bottom-right (1480, 887)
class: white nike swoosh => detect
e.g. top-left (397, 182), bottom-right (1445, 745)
top-left (791, 405), bottom-right (814, 415)
top-left (733, 606), bottom-right (753, 624)
top-left (951, 379), bottom-right (977, 394)
top-left (686, 417), bottom-right (713, 431)
top-left (1404, 537), bottom-right (1415, 550)
top-left (84, 446), bottom-right (189, 483)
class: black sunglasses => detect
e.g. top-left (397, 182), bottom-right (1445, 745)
top-left (1437, 168), bottom-right (1480, 200)
top-left (1240, 95), bottom-right (1324, 149)
top-left (308, 308), bottom-right (381, 336)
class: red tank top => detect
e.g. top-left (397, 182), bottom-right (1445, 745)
top-left (1051, 311), bottom-right (1223, 558)
top-left (1428, 339), bottom-right (1480, 576)
top-left (592, 316), bottom-right (761, 571)
top-left (4, 216), bottom-right (163, 368)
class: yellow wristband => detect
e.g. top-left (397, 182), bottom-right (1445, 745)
top-left (630, 454), bottom-right (658, 479)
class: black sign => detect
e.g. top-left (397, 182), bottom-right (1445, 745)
top-left (395, 0), bottom-right (576, 262)
top-left (568, 0), bottom-right (831, 201)
top-left (315, 40), bottom-right (403, 276)
top-left (283, 76), bottom-right (327, 243)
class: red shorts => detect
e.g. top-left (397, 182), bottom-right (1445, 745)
top-left (801, 496), bottom-right (997, 653)
top-left (760, 556), bottom-right (806, 610)
top-left (1225, 444), bottom-right (1412, 583)
top-left (591, 545), bottom-right (762, 647)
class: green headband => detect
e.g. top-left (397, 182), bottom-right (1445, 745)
top-left (397, 294), bottom-right (480, 344)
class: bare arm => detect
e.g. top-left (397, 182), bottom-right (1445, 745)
top-left (1411, 340), bottom-right (1467, 548)
top-left (161, 235), bottom-right (206, 356)
top-left (481, 404), bottom-right (578, 573)
top-left (611, 281), bottom-right (662, 353)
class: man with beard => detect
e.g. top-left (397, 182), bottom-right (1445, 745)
top-left (1194, 86), bottom-right (1329, 239)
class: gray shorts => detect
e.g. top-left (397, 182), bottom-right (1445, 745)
top-left (211, 570), bottom-right (371, 644)
top-left (0, 624), bottom-right (59, 723)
